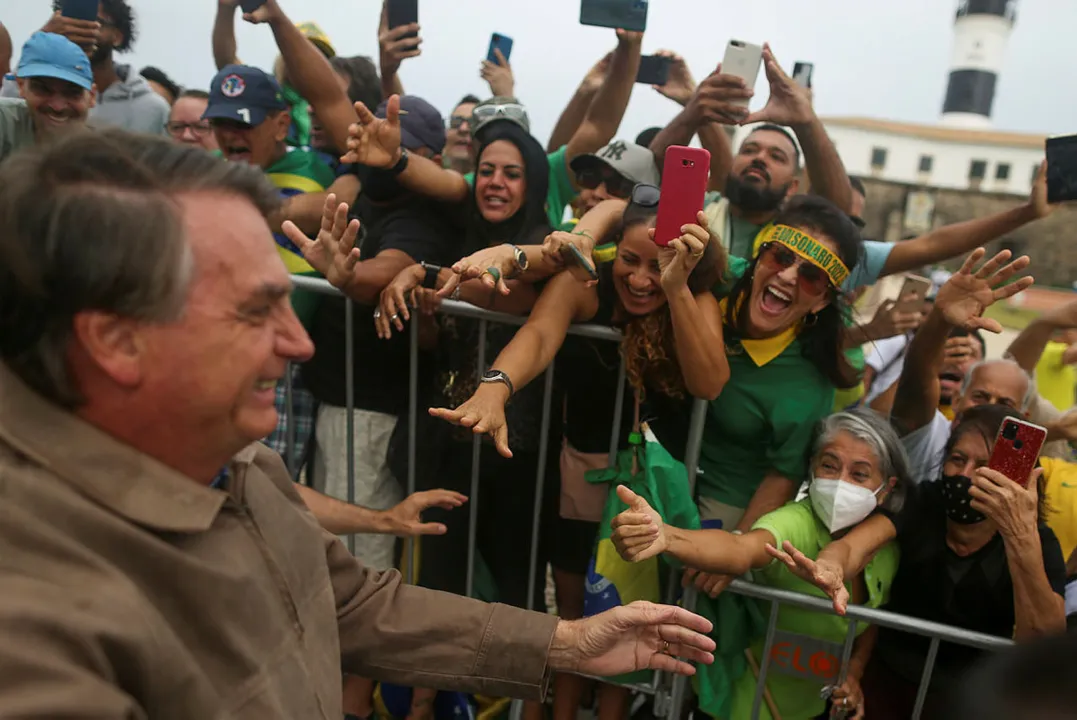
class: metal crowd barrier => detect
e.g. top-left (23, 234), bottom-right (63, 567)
top-left (283, 275), bottom-right (1014, 720)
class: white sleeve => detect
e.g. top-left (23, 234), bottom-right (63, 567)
top-left (901, 410), bottom-right (950, 483)
top-left (865, 336), bottom-right (905, 372)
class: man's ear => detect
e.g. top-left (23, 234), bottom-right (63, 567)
top-left (273, 110), bottom-right (291, 143)
top-left (785, 177), bottom-right (801, 199)
top-left (71, 311), bottom-right (145, 388)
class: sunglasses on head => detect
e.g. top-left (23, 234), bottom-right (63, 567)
top-left (758, 242), bottom-right (833, 296)
top-left (630, 183), bottom-right (661, 209)
top-left (577, 167), bottom-right (635, 198)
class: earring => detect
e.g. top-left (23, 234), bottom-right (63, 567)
top-left (803, 312), bottom-right (818, 328)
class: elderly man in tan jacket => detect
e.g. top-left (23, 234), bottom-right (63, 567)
top-left (0, 129), bottom-right (714, 719)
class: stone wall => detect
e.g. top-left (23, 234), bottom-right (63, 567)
top-left (858, 178), bottom-right (1077, 290)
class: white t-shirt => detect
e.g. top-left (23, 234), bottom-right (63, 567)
top-left (901, 409), bottom-right (951, 483)
top-left (864, 334), bottom-right (911, 405)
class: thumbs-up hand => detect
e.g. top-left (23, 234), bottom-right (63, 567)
top-left (611, 485), bottom-right (668, 562)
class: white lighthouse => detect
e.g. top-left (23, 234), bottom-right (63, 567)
top-left (940, 0), bottom-right (1018, 129)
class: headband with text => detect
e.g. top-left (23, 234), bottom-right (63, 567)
top-left (756, 224), bottom-right (850, 288)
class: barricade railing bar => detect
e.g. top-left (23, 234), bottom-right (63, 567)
top-left (284, 275), bottom-right (1013, 720)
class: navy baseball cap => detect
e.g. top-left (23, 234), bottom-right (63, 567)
top-left (375, 96), bottom-right (446, 154)
top-left (16, 32), bottom-right (93, 91)
top-left (203, 65), bottom-right (288, 127)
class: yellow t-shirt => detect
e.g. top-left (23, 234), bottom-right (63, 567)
top-left (1036, 341), bottom-right (1076, 412)
top-left (1042, 456), bottom-right (1077, 561)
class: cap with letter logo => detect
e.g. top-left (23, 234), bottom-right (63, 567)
top-left (202, 64), bottom-right (288, 127)
top-left (570, 139), bottom-right (661, 187)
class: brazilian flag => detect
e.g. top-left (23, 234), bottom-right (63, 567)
top-left (265, 147), bottom-right (336, 329)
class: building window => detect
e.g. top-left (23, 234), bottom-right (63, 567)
top-left (918, 155), bottom-right (934, 173)
top-left (870, 147), bottom-right (888, 170)
top-left (995, 163), bottom-right (1011, 181)
top-left (969, 160), bottom-right (987, 180)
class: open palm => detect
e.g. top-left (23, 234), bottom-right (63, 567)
top-left (933, 248), bottom-right (1033, 333)
top-left (344, 95), bottom-right (403, 168)
top-left (284, 194), bottom-right (361, 290)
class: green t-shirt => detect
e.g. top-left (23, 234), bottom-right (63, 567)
top-left (0, 98), bottom-right (37, 166)
top-left (728, 499), bottom-right (899, 720)
top-left (465, 144), bottom-right (578, 229)
top-left (698, 256), bottom-right (836, 507)
top-left (703, 190), bottom-right (767, 260)
top-left (264, 147), bottom-right (336, 328)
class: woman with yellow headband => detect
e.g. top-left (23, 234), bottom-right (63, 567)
top-left (650, 194), bottom-right (864, 595)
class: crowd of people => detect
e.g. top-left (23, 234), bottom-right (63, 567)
top-left (1, 1), bottom-right (1076, 719)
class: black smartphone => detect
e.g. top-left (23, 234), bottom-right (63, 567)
top-left (59, 0), bottom-right (99, 21)
top-left (636, 55), bottom-right (671, 86)
top-left (792, 61), bottom-right (814, 89)
top-left (580, 0), bottom-right (649, 33)
top-left (561, 244), bottom-right (598, 281)
top-left (1046, 134), bottom-right (1077, 204)
top-left (387, 0), bottom-right (419, 42)
top-left (239, 0), bottom-right (267, 12)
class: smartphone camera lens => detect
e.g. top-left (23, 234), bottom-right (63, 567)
top-left (1002, 423), bottom-right (1018, 441)
top-left (1014, 439), bottom-right (1024, 450)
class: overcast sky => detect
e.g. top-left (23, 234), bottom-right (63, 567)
top-left (4, 0), bottom-right (1075, 143)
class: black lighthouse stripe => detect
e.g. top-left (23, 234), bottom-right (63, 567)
top-left (942, 69), bottom-right (998, 117)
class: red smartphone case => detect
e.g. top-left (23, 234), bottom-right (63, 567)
top-left (654, 146), bottom-right (711, 247)
top-left (988, 418), bottom-right (1046, 486)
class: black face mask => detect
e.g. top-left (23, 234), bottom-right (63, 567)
top-left (938, 473), bottom-right (986, 524)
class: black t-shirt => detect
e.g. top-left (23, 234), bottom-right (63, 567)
top-left (302, 194), bottom-right (460, 415)
top-left (558, 263), bottom-right (635, 454)
top-left (876, 480), bottom-right (1068, 691)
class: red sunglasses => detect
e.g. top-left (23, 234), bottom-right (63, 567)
top-left (758, 242), bottom-right (833, 296)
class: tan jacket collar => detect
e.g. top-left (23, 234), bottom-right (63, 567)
top-left (0, 363), bottom-right (256, 533)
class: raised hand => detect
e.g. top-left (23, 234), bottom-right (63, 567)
top-left (429, 385), bottom-right (512, 458)
top-left (41, 11), bottom-right (100, 54)
top-left (378, 0), bottom-right (421, 78)
top-left (611, 485), bottom-right (668, 562)
top-left (651, 50), bottom-right (696, 106)
top-left (932, 248), bottom-right (1034, 333)
top-left (238, 0), bottom-right (281, 24)
top-left (744, 44), bottom-right (814, 127)
top-left (343, 95), bottom-right (402, 168)
top-left (284, 194), bottom-right (361, 290)
top-left (382, 490), bottom-right (468, 537)
top-left (866, 296), bottom-right (922, 340)
top-left (969, 467), bottom-right (1040, 543)
top-left (766, 540), bottom-right (850, 615)
top-left (1028, 160), bottom-right (1055, 220)
top-left (481, 48), bottom-right (515, 98)
top-left (657, 211), bottom-right (711, 292)
top-left (686, 65), bottom-right (754, 126)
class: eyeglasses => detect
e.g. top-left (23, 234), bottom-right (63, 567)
top-left (448, 115), bottom-right (469, 130)
top-left (167, 121), bottom-right (212, 137)
top-left (758, 242), bottom-right (832, 296)
top-left (577, 166), bottom-right (635, 199)
top-left (629, 183), bottom-right (660, 208)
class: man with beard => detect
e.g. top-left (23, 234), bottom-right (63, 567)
top-left (49, 0), bottom-right (169, 134)
top-left (0, 32), bottom-right (95, 165)
top-left (443, 94), bottom-right (479, 174)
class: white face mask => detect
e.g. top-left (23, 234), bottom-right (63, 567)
top-left (808, 476), bottom-right (883, 534)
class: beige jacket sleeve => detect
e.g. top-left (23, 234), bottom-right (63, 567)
top-left (1029, 393), bottom-right (1074, 461)
top-left (329, 534), bottom-right (559, 700)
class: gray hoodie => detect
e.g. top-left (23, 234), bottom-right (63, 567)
top-left (89, 63), bottom-right (169, 135)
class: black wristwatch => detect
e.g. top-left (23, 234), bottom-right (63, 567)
top-left (420, 261), bottom-right (441, 289)
top-left (480, 369), bottom-right (515, 397)
top-left (506, 244), bottom-right (529, 279)
top-left (388, 148), bottom-right (410, 176)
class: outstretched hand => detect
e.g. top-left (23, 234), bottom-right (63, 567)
top-left (554, 602), bottom-right (715, 678)
top-left (932, 247), bottom-right (1033, 333)
top-left (343, 95), bottom-right (403, 168)
top-left (611, 485), bottom-right (668, 562)
top-left (284, 194), bottom-right (361, 290)
top-left (766, 540), bottom-right (850, 615)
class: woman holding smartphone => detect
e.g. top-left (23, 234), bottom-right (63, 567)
top-left (429, 187), bottom-right (728, 720)
top-left (612, 408), bottom-right (912, 720)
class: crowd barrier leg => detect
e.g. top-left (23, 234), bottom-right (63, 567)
top-left (911, 637), bottom-right (940, 720)
top-left (829, 619), bottom-right (859, 719)
top-left (526, 363), bottom-right (556, 610)
top-left (465, 319), bottom-right (488, 599)
top-left (344, 299), bottom-right (356, 555)
top-left (663, 398), bottom-right (709, 719)
top-left (284, 362), bottom-right (297, 478)
top-left (607, 357), bottom-right (628, 465)
top-left (404, 316), bottom-right (420, 583)
top-left (748, 600), bottom-right (782, 720)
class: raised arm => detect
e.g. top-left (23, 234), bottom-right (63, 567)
top-left (212, 0), bottom-right (241, 69)
top-left (428, 272), bottom-right (599, 457)
top-left (611, 486), bottom-right (774, 575)
top-left (547, 53), bottom-right (610, 152)
top-left (880, 162), bottom-right (1053, 277)
top-left (745, 44), bottom-right (851, 211)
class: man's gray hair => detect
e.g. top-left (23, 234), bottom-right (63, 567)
top-left (0, 128), bottom-right (281, 408)
top-left (960, 357), bottom-right (1036, 411)
top-left (814, 408), bottom-right (913, 513)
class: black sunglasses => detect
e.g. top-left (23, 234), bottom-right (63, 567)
top-left (577, 167), bottom-right (635, 199)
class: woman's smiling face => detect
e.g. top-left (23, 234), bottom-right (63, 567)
top-left (612, 222), bottom-right (666, 317)
top-left (475, 140), bottom-right (526, 223)
top-left (746, 233), bottom-right (838, 337)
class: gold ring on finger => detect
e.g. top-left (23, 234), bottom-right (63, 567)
top-left (661, 640), bottom-right (670, 655)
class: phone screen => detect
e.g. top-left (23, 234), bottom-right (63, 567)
top-left (636, 55), bottom-right (671, 86)
top-left (1046, 134), bottom-right (1077, 204)
top-left (239, 0), bottom-right (268, 13)
top-left (59, 0), bottom-right (99, 21)
top-left (580, 0), bottom-right (649, 33)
